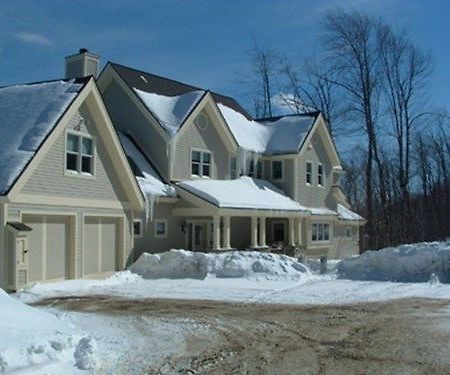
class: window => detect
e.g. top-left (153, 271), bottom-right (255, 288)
top-left (311, 223), bottom-right (330, 242)
top-left (66, 133), bottom-right (94, 175)
top-left (230, 157), bottom-right (237, 179)
top-left (133, 219), bottom-right (143, 238)
top-left (318, 163), bottom-right (325, 186)
top-left (306, 162), bottom-right (312, 185)
top-left (272, 160), bottom-right (283, 180)
top-left (256, 161), bottom-right (262, 179)
top-left (191, 150), bottom-right (211, 177)
top-left (346, 227), bottom-right (352, 238)
top-left (154, 219), bottom-right (168, 238)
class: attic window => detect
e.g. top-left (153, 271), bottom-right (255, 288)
top-left (66, 132), bottom-right (94, 175)
top-left (191, 149), bottom-right (211, 177)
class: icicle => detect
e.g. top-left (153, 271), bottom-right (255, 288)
top-left (144, 191), bottom-right (156, 225)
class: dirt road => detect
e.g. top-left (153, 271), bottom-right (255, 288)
top-left (35, 296), bottom-right (450, 374)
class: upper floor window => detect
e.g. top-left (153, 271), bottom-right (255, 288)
top-left (306, 162), bottom-right (312, 185)
top-left (318, 163), bottom-right (325, 186)
top-left (191, 149), bottom-right (211, 177)
top-left (311, 223), bottom-right (330, 242)
top-left (154, 219), bottom-right (168, 238)
top-left (66, 133), bottom-right (94, 175)
top-left (230, 157), bottom-right (237, 179)
top-left (272, 160), bottom-right (283, 181)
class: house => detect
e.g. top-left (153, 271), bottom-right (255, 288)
top-left (95, 52), bottom-right (365, 260)
top-left (0, 68), bottom-right (144, 291)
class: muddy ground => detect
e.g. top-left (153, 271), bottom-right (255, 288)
top-left (35, 296), bottom-right (450, 374)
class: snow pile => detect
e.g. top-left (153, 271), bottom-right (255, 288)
top-left (0, 287), bottom-right (98, 372)
top-left (129, 250), bottom-right (310, 280)
top-left (178, 176), bottom-right (307, 211)
top-left (217, 103), bottom-right (315, 154)
top-left (134, 88), bottom-right (204, 135)
top-left (129, 250), bottom-right (208, 279)
top-left (338, 241), bottom-right (450, 283)
top-left (208, 251), bottom-right (309, 279)
top-left (0, 79), bottom-right (82, 194)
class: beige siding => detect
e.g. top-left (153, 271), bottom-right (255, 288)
top-left (266, 159), bottom-right (295, 199)
top-left (21, 103), bottom-right (128, 202)
top-left (297, 129), bottom-right (334, 208)
top-left (329, 223), bottom-right (360, 259)
top-left (230, 217), bottom-right (251, 249)
top-left (100, 78), bottom-right (170, 179)
top-left (173, 109), bottom-right (230, 181)
top-left (133, 203), bottom-right (185, 260)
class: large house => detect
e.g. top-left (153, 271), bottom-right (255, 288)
top-left (0, 49), bottom-right (364, 291)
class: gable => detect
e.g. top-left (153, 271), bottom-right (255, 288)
top-left (9, 81), bottom-right (144, 210)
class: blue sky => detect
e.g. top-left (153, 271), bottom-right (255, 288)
top-left (1, 0), bottom-right (449, 115)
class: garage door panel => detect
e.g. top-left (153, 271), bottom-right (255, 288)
top-left (84, 217), bottom-right (100, 276)
top-left (46, 216), bottom-right (68, 280)
top-left (101, 218), bottom-right (117, 273)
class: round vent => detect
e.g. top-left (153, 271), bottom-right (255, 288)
top-left (196, 113), bottom-right (208, 131)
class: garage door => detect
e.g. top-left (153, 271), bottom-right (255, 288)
top-left (83, 217), bottom-right (119, 276)
top-left (23, 215), bottom-right (70, 282)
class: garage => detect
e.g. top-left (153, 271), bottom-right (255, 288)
top-left (83, 216), bottom-right (121, 276)
top-left (23, 214), bottom-right (73, 282)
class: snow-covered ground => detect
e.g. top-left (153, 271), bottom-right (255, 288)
top-left (5, 243), bottom-right (450, 373)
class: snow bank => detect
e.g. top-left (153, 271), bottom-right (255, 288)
top-left (338, 241), bottom-right (450, 283)
top-left (0, 288), bottom-right (98, 373)
top-left (129, 250), bottom-right (310, 280)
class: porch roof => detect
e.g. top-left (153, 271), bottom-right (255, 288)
top-left (337, 204), bottom-right (365, 221)
top-left (177, 176), bottom-right (308, 212)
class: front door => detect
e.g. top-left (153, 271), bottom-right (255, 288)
top-left (15, 236), bottom-right (29, 288)
top-left (273, 222), bottom-right (286, 243)
top-left (193, 223), bottom-right (205, 251)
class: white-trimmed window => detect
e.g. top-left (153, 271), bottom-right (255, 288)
top-left (272, 160), bottom-right (283, 181)
top-left (311, 223), bottom-right (330, 242)
top-left (346, 227), bottom-right (352, 238)
top-left (154, 219), bottom-right (168, 238)
top-left (230, 157), bottom-right (237, 179)
top-left (133, 219), bottom-right (143, 238)
top-left (306, 161), bottom-right (312, 185)
top-left (318, 163), bottom-right (325, 187)
top-left (191, 150), bottom-right (211, 177)
top-left (66, 132), bottom-right (94, 175)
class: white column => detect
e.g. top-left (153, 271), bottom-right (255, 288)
top-left (296, 218), bottom-right (302, 246)
top-left (223, 216), bottom-right (231, 249)
top-left (251, 216), bottom-right (258, 248)
top-left (259, 217), bottom-right (266, 247)
top-left (288, 217), bottom-right (295, 247)
top-left (213, 216), bottom-right (221, 250)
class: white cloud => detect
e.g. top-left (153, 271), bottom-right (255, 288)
top-left (15, 32), bottom-right (53, 47)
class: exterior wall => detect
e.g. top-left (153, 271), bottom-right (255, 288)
top-left (0, 204), bottom-right (5, 289)
top-left (173, 108), bottom-right (231, 181)
top-left (20, 103), bottom-right (127, 202)
top-left (6, 203), bottom-right (134, 282)
top-left (266, 159), bottom-right (295, 199)
top-left (100, 78), bottom-right (170, 179)
top-left (328, 223), bottom-right (360, 259)
top-left (230, 217), bottom-right (251, 249)
top-left (132, 202), bottom-right (185, 260)
top-left (296, 128), bottom-right (335, 209)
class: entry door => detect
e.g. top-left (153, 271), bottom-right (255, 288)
top-left (273, 222), bottom-right (286, 243)
top-left (15, 236), bottom-right (29, 287)
top-left (193, 223), bottom-right (205, 251)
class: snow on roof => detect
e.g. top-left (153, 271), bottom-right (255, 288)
top-left (307, 207), bottom-right (337, 216)
top-left (118, 133), bottom-right (176, 198)
top-left (178, 176), bottom-right (307, 211)
top-left (337, 204), bottom-right (364, 221)
top-left (0, 79), bottom-right (83, 195)
top-left (133, 88), bottom-right (205, 136)
top-left (218, 103), bottom-right (315, 155)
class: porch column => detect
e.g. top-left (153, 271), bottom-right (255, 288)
top-left (213, 216), bottom-right (221, 250)
top-left (251, 216), bottom-right (258, 248)
top-left (296, 218), bottom-right (302, 246)
top-left (223, 216), bottom-right (231, 249)
top-left (288, 217), bottom-right (295, 247)
top-left (258, 217), bottom-right (266, 247)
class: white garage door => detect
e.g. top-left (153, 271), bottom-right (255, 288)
top-left (83, 216), bottom-right (119, 276)
top-left (23, 215), bottom-right (70, 282)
